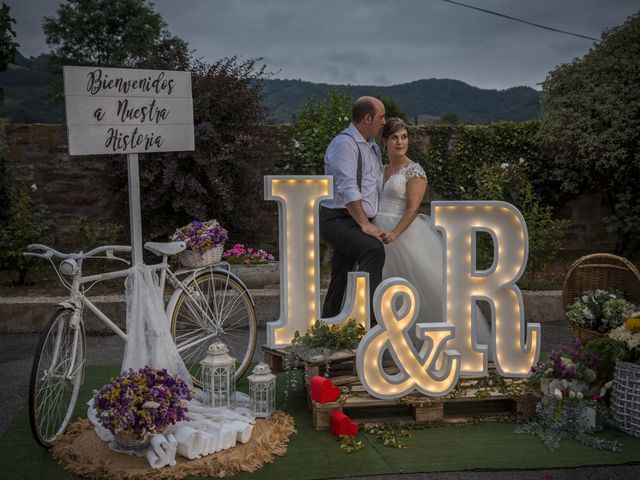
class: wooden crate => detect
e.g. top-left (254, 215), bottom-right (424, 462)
top-left (261, 345), bottom-right (288, 372)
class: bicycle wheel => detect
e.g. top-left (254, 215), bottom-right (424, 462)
top-left (170, 271), bottom-right (257, 386)
top-left (29, 308), bottom-right (86, 448)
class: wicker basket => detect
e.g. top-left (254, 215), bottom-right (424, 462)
top-left (562, 253), bottom-right (640, 343)
top-left (110, 431), bottom-right (153, 454)
top-left (178, 243), bottom-right (224, 268)
top-left (611, 359), bottom-right (640, 437)
top-left (568, 324), bottom-right (606, 346)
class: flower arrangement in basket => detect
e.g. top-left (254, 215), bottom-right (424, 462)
top-left (171, 220), bottom-right (228, 268)
top-left (566, 289), bottom-right (636, 344)
top-left (223, 243), bottom-right (275, 265)
top-left (93, 367), bottom-right (192, 447)
top-left (608, 313), bottom-right (640, 364)
top-left (607, 312), bottom-right (640, 436)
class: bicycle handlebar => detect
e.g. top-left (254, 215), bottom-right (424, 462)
top-left (25, 244), bottom-right (132, 260)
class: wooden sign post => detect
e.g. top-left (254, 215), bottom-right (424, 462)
top-left (63, 66), bottom-right (195, 264)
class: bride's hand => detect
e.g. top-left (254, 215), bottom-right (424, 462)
top-left (381, 231), bottom-right (398, 244)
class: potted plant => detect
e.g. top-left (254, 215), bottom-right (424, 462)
top-left (171, 220), bottom-right (228, 268)
top-left (223, 243), bottom-right (278, 288)
top-left (530, 341), bottom-right (600, 396)
top-left (93, 366), bottom-right (192, 454)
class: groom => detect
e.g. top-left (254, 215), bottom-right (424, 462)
top-left (319, 96), bottom-right (386, 324)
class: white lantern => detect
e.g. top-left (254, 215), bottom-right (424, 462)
top-left (248, 362), bottom-right (276, 418)
top-left (200, 342), bottom-right (236, 408)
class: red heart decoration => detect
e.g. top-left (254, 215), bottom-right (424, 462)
top-left (310, 376), bottom-right (341, 403)
top-left (330, 411), bottom-right (359, 437)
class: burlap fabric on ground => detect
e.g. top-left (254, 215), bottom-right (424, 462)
top-left (51, 411), bottom-right (295, 480)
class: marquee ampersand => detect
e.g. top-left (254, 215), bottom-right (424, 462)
top-left (356, 278), bottom-right (461, 399)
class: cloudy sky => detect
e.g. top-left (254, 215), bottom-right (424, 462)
top-left (7, 0), bottom-right (638, 90)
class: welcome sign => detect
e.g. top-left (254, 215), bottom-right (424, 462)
top-left (63, 66), bottom-right (194, 156)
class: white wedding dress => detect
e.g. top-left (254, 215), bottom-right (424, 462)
top-left (373, 162), bottom-right (491, 346)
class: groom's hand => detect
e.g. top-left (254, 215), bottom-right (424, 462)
top-left (361, 222), bottom-right (385, 242)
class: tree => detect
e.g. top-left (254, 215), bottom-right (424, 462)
top-left (374, 94), bottom-right (406, 121)
top-left (0, 2), bottom-right (18, 101)
top-left (43, 0), bottom-right (190, 95)
top-left (106, 56), bottom-right (278, 246)
top-left (538, 13), bottom-right (640, 254)
top-left (284, 89), bottom-right (352, 175)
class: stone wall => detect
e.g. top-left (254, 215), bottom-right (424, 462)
top-left (6, 123), bottom-right (615, 252)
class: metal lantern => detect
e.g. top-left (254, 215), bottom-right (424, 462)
top-left (200, 342), bottom-right (236, 408)
top-left (248, 362), bottom-right (276, 418)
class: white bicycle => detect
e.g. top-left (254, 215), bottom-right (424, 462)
top-left (24, 241), bottom-right (257, 447)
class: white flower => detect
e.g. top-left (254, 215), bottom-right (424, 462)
top-left (142, 401), bottom-right (160, 409)
top-left (568, 390), bottom-right (576, 399)
top-left (632, 311), bottom-right (640, 318)
top-left (343, 115), bottom-right (349, 122)
top-left (582, 295), bottom-right (589, 303)
top-left (577, 392), bottom-right (584, 400)
top-left (500, 162), bottom-right (509, 169)
top-left (30, 183), bottom-right (38, 192)
top-left (519, 157), bottom-right (525, 164)
top-left (459, 186), bottom-right (465, 192)
top-left (560, 357), bottom-right (574, 367)
top-left (293, 139), bottom-right (300, 149)
top-left (545, 368), bottom-right (554, 375)
top-left (561, 379), bottom-right (569, 388)
top-left (554, 388), bottom-right (563, 400)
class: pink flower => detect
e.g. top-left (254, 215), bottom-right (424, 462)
top-left (244, 258), bottom-right (252, 264)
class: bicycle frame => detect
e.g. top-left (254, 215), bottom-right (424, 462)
top-left (65, 256), bottom-right (247, 351)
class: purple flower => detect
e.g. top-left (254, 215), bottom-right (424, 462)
top-left (92, 366), bottom-right (192, 438)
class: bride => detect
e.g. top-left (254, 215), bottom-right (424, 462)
top-left (374, 117), bottom-right (491, 346)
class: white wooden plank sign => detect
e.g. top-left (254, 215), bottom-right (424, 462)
top-left (63, 66), bottom-right (195, 156)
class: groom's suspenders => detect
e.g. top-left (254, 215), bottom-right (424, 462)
top-left (338, 132), bottom-right (363, 192)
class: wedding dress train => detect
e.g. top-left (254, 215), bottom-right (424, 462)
top-left (373, 162), bottom-right (492, 348)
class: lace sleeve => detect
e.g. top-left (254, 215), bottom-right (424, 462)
top-left (404, 162), bottom-right (427, 182)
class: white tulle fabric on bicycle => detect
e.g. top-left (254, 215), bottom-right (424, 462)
top-left (122, 264), bottom-right (192, 387)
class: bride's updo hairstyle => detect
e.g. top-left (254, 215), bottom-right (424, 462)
top-left (381, 117), bottom-right (408, 141)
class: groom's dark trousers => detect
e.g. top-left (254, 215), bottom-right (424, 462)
top-left (319, 206), bottom-right (385, 324)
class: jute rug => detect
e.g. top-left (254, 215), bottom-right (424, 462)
top-left (51, 411), bottom-right (296, 480)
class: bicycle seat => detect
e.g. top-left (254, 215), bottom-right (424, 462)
top-left (144, 241), bottom-right (187, 256)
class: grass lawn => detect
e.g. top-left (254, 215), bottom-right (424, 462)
top-left (3, 366), bottom-right (640, 480)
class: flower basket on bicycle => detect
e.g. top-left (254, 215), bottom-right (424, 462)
top-left (171, 220), bottom-right (227, 268)
top-left (178, 243), bottom-right (224, 268)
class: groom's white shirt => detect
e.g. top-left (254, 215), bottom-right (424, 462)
top-left (322, 123), bottom-right (382, 218)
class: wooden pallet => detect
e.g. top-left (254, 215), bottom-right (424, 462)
top-left (312, 384), bottom-right (539, 430)
top-left (261, 345), bottom-right (540, 430)
top-left (301, 349), bottom-right (539, 430)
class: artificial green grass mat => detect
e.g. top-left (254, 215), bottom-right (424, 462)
top-left (2, 366), bottom-right (640, 480)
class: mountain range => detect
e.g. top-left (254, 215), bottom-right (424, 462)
top-left (0, 53), bottom-right (541, 124)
